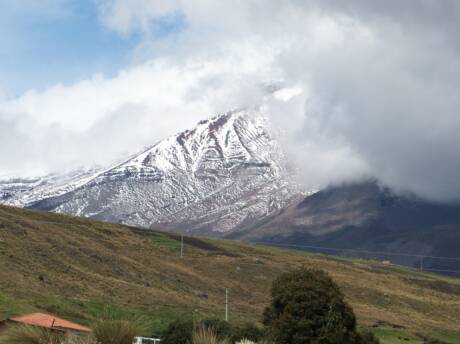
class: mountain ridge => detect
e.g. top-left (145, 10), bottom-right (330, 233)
top-left (0, 109), bottom-right (303, 234)
top-left (2, 110), bottom-right (460, 275)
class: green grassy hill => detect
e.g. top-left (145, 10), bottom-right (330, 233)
top-left (0, 205), bottom-right (459, 343)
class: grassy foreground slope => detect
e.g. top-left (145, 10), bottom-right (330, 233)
top-left (0, 205), bottom-right (459, 343)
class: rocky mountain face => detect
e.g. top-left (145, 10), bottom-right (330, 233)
top-left (0, 110), bottom-right (302, 235)
top-left (229, 181), bottom-right (460, 272)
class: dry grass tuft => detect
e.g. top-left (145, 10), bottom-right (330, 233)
top-left (0, 324), bottom-right (62, 344)
top-left (92, 316), bottom-right (148, 344)
top-left (235, 339), bottom-right (257, 344)
top-left (192, 325), bottom-right (231, 344)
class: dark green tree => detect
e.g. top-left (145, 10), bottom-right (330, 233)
top-left (263, 268), bottom-right (376, 344)
top-left (161, 319), bottom-right (193, 344)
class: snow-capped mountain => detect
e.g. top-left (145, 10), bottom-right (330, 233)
top-left (1, 109), bottom-right (302, 235)
top-left (3, 108), bottom-right (460, 275)
top-left (0, 168), bottom-right (103, 206)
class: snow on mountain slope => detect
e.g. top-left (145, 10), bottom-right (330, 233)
top-left (0, 168), bottom-right (103, 206)
top-left (8, 109), bottom-right (302, 235)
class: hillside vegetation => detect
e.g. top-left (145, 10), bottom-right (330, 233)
top-left (0, 205), bottom-right (459, 343)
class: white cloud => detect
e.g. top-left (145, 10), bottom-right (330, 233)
top-left (3, 0), bottom-right (460, 203)
top-left (0, 52), bottom-right (276, 176)
top-left (96, 0), bottom-right (460, 202)
top-left (97, 0), bottom-right (180, 36)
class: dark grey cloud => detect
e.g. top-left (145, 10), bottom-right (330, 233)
top-left (282, 0), bottom-right (460, 202)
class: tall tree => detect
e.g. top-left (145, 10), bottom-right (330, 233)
top-left (263, 268), bottom-right (370, 344)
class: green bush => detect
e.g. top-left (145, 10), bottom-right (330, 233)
top-left (162, 319), bottom-right (263, 344)
top-left (161, 319), bottom-right (194, 344)
top-left (263, 267), bottom-right (374, 344)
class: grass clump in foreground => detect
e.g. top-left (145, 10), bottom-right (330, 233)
top-left (192, 325), bottom-right (230, 344)
top-left (0, 324), bottom-right (62, 344)
top-left (92, 316), bottom-right (150, 344)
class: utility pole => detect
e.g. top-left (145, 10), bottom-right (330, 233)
top-left (420, 256), bottom-right (424, 272)
top-left (225, 288), bottom-right (229, 321)
top-left (181, 234), bottom-right (184, 258)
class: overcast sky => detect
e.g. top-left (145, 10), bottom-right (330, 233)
top-left (1, 0), bottom-right (460, 203)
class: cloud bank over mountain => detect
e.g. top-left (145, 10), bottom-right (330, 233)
top-left (1, 0), bottom-right (460, 202)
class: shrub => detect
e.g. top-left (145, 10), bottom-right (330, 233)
top-left (201, 319), bottom-right (233, 340)
top-left (231, 323), bottom-right (263, 343)
top-left (263, 268), bottom-right (372, 344)
top-left (162, 318), bottom-right (240, 344)
top-left (162, 318), bottom-right (263, 344)
top-left (161, 319), bottom-right (194, 344)
top-left (192, 325), bottom-right (230, 344)
top-left (192, 325), bottom-right (218, 344)
top-left (92, 316), bottom-right (149, 344)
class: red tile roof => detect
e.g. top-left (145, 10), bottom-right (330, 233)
top-left (9, 313), bottom-right (91, 333)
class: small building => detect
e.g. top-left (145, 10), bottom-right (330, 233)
top-left (0, 312), bottom-right (91, 336)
